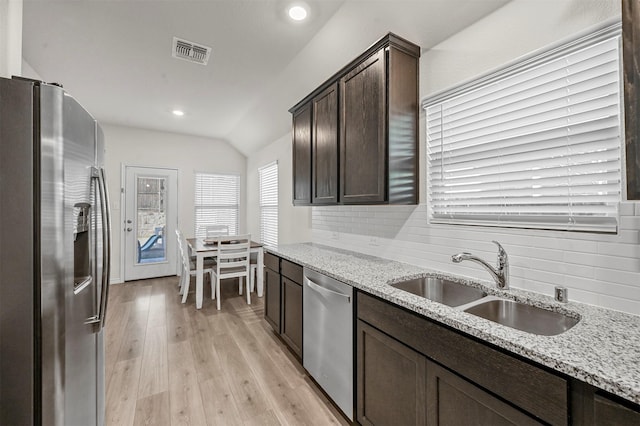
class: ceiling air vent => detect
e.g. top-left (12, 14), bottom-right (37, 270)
top-left (172, 37), bottom-right (212, 65)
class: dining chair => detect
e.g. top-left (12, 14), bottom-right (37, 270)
top-left (205, 224), bottom-right (229, 239)
top-left (175, 229), bottom-right (186, 290)
top-left (249, 252), bottom-right (258, 293)
top-left (176, 229), bottom-right (215, 303)
top-left (212, 234), bottom-right (251, 310)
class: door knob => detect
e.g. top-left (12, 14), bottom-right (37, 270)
top-left (126, 219), bottom-right (132, 224)
top-left (126, 227), bottom-right (132, 232)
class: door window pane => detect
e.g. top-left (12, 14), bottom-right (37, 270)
top-left (136, 176), bottom-right (167, 264)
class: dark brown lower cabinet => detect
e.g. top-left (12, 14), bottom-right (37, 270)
top-left (593, 393), bottom-right (640, 425)
top-left (281, 276), bottom-right (302, 358)
top-left (264, 264), bottom-right (281, 333)
top-left (356, 290), bottom-right (640, 426)
top-left (426, 361), bottom-right (540, 426)
top-left (263, 252), bottom-right (303, 359)
top-left (357, 320), bottom-right (426, 426)
top-left (356, 291), bottom-right (564, 425)
top-left (357, 318), bottom-right (540, 426)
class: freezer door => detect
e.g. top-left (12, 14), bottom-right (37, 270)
top-left (0, 77), bottom-right (38, 426)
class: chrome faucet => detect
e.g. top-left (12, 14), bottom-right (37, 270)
top-left (451, 241), bottom-right (509, 289)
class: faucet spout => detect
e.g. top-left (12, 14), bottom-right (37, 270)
top-left (451, 241), bottom-right (509, 289)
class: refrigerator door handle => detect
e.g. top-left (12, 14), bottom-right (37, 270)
top-left (86, 167), bottom-right (111, 331)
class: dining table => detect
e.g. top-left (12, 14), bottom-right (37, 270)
top-left (186, 238), bottom-right (264, 309)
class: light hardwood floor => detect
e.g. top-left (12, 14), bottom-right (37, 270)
top-left (105, 275), bottom-right (350, 426)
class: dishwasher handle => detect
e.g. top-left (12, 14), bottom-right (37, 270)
top-left (305, 276), bottom-right (351, 303)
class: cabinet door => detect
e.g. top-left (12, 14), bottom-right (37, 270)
top-left (426, 361), bottom-right (541, 426)
top-left (312, 83), bottom-right (339, 204)
top-left (357, 320), bottom-right (426, 426)
top-left (340, 49), bottom-right (386, 204)
top-left (264, 268), bottom-right (281, 333)
top-left (292, 103), bottom-right (312, 205)
top-left (280, 277), bottom-right (302, 358)
top-left (594, 393), bottom-right (640, 425)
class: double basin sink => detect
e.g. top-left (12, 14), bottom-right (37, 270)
top-left (391, 277), bottom-right (579, 336)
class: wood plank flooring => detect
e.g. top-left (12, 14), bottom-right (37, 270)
top-left (105, 276), bottom-right (349, 426)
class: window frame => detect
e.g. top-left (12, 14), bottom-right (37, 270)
top-left (423, 21), bottom-right (623, 234)
top-left (258, 161), bottom-right (278, 248)
top-left (193, 172), bottom-right (240, 238)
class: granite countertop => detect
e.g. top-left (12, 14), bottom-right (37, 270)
top-left (267, 242), bottom-right (640, 405)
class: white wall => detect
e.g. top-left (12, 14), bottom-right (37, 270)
top-left (310, 0), bottom-right (640, 315)
top-left (420, 0), bottom-right (621, 98)
top-left (246, 133), bottom-right (311, 246)
top-left (0, 0), bottom-right (23, 77)
top-left (20, 59), bottom-right (41, 81)
top-left (102, 123), bottom-right (247, 283)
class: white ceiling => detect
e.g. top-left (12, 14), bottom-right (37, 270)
top-left (22, 0), bottom-right (510, 156)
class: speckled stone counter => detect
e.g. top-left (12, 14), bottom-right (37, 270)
top-left (267, 242), bottom-right (640, 405)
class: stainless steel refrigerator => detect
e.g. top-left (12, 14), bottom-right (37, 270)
top-left (0, 76), bottom-right (111, 425)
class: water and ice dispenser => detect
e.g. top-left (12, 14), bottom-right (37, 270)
top-left (73, 202), bottom-right (92, 292)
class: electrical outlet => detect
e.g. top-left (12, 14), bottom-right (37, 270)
top-left (368, 237), bottom-right (380, 246)
top-left (555, 286), bottom-right (568, 303)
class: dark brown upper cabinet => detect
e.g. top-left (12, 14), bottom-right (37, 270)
top-left (289, 33), bottom-right (420, 205)
top-left (292, 103), bottom-right (312, 205)
top-left (340, 49), bottom-right (386, 204)
top-left (312, 83), bottom-right (339, 204)
top-left (340, 40), bottom-right (420, 204)
top-left (623, 0), bottom-right (640, 200)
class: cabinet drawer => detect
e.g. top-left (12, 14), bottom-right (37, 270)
top-left (281, 258), bottom-right (303, 283)
top-left (358, 292), bottom-right (568, 426)
top-left (594, 393), bottom-right (640, 425)
top-left (264, 252), bottom-right (280, 272)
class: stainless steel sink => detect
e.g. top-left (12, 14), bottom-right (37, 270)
top-left (391, 277), bottom-right (487, 307)
top-left (464, 299), bottom-right (579, 335)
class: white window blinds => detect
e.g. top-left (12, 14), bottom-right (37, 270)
top-left (424, 24), bottom-right (622, 233)
top-left (194, 173), bottom-right (240, 238)
top-left (259, 162), bottom-right (278, 247)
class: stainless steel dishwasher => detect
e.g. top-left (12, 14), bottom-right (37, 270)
top-left (303, 268), bottom-right (353, 421)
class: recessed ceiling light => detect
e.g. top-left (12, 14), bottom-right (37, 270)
top-left (288, 5), bottom-right (308, 21)
top-left (172, 109), bottom-right (184, 116)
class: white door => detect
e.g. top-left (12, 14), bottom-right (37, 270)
top-left (123, 166), bottom-right (178, 281)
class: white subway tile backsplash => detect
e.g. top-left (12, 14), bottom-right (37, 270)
top-left (563, 252), bottom-right (640, 272)
top-left (312, 203), bottom-right (640, 315)
top-left (620, 215), bottom-right (640, 230)
top-left (594, 267), bottom-right (640, 288)
top-left (597, 241), bottom-right (640, 258)
top-left (572, 288), bottom-right (640, 314)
